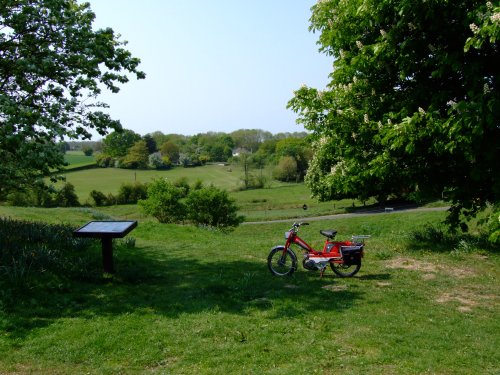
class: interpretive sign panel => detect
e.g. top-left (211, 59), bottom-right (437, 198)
top-left (74, 221), bottom-right (138, 273)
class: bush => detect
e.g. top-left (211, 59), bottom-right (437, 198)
top-left (486, 206), bottom-right (500, 246)
top-left (138, 179), bottom-right (187, 223)
top-left (0, 218), bottom-right (96, 287)
top-left (82, 146), bottom-right (93, 156)
top-left (273, 156), bottom-right (298, 182)
top-left (116, 182), bottom-right (148, 204)
top-left (89, 190), bottom-right (108, 206)
top-left (54, 183), bottom-right (80, 207)
top-left (185, 185), bottom-right (244, 230)
top-left (95, 153), bottom-right (113, 167)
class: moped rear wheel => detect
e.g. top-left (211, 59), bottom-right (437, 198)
top-left (267, 246), bottom-right (297, 276)
top-left (330, 262), bottom-right (361, 277)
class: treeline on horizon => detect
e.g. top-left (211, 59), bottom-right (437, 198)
top-left (62, 128), bottom-right (312, 184)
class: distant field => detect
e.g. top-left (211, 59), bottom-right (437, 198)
top-left (55, 164), bottom-right (378, 221)
top-left (63, 151), bottom-right (96, 169)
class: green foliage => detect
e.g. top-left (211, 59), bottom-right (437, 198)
top-left (122, 140), bottom-right (149, 169)
top-left (88, 190), bottom-right (108, 207)
top-left (160, 141), bottom-right (181, 164)
top-left (185, 185), bottom-right (244, 230)
top-left (95, 153), bottom-right (113, 168)
top-left (487, 206), bottom-right (500, 246)
top-left (0, 1), bottom-right (144, 194)
top-left (116, 182), bottom-right (148, 204)
top-left (53, 182), bottom-right (80, 207)
top-left (82, 147), bottom-right (93, 156)
top-left (6, 182), bottom-right (80, 207)
top-left (288, 0), bottom-right (500, 228)
top-left (0, 217), bottom-right (95, 287)
top-left (138, 179), bottom-right (186, 223)
top-left (273, 156), bottom-right (298, 182)
top-left (102, 129), bottom-right (142, 158)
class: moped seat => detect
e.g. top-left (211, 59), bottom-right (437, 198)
top-left (320, 230), bottom-right (337, 239)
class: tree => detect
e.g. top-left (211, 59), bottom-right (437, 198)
top-left (102, 129), bottom-right (141, 158)
top-left (160, 141), bottom-right (180, 164)
top-left (275, 138), bottom-right (312, 181)
top-left (122, 140), bottom-right (149, 169)
top-left (0, 0), bottom-right (145, 196)
top-left (142, 134), bottom-right (157, 154)
top-left (273, 156), bottom-right (298, 182)
top-left (288, 0), bottom-right (499, 229)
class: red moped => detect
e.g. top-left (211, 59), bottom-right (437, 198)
top-left (267, 222), bottom-right (370, 277)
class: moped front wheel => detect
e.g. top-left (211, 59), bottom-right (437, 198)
top-left (267, 246), bottom-right (297, 276)
top-left (330, 262), bottom-right (361, 277)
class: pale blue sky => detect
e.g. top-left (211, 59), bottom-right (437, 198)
top-left (86, 0), bottom-right (332, 137)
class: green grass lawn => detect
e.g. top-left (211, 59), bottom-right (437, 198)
top-left (0, 206), bottom-right (498, 374)
top-left (64, 150), bottom-right (96, 169)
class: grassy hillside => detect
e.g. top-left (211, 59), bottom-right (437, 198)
top-left (0, 206), bottom-right (498, 374)
top-left (55, 164), bottom-right (384, 221)
top-left (63, 150), bottom-right (96, 169)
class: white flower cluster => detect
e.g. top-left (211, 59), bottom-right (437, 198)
top-left (380, 29), bottom-right (387, 38)
top-left (418, 107), bottom-right (426, 114)
top-left (469, 23), bottom-right (480, 33)
top-left (491, 13), bottom-right (500, 23)
top-left (356, 40), bottom-right (363, 49)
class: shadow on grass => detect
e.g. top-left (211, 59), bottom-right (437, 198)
top-left (0, 246), bottom-right (365, 341)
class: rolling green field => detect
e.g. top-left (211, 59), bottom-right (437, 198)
top-left (0, 205), bottom-right (498, 374)
top-left (64, 150), bottom-right (96, 169)
top-left (57, 164), bottom-right (382, 221)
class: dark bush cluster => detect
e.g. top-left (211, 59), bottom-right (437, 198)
top-left (6, 182), bottom-right (80, 207)
top-left (0, 218), bottom-right (98, 287)
top-left (88, 182), bottom-right (148, 206)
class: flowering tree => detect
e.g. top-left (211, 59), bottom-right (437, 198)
top-left (0, 0), bottom-right (145, 196)
top-left (288, 0), bottom-right (499, 229)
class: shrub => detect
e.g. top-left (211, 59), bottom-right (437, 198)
top-left (185, 185), bottom-right (244, 230)
top-left (82, 146), bottom-right (93, 156)
top-left (486, 206), bottom-right (500, 246)
top-left (138, 179), bottom-right (186, 223)
top-left (89, 190), bottom-right (108, 206)
top-left (273, 156), bottom-right (298, 182)
top-left (116, 182), bottom-right (148, 204)
top-left (54, 183), bottom-right (80, 207)
top-left (0, 218), bottom-right (96, 287)
top-left (95, 153), bottom-right (113, 167)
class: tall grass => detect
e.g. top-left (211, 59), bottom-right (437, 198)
top-left (0, 218), bottom-right (98, 288)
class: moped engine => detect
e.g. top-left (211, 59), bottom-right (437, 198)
top-left (303, 255), bottom-right (328, 271)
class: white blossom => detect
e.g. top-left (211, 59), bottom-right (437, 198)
top-left (469, 23), bottom-right (480, 34)
top-left (339, 49), bottom-right (346, 59)
top-left (356, 40), bottom-right (363, 49)
top-left (446, 100), bottom-right (457, 107)
top-left (418, 107), bottom-right (426, 114)
top-left (484, 83), bottom-right (491, 94)
top-left (380, 29), bottom-right (387, 38)
top-left (364, 114), bottom-right (369, 123)
top-left (491, 13), bottom-right (500, 23)
top-left (486, 2), bottom-right (493, 10)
